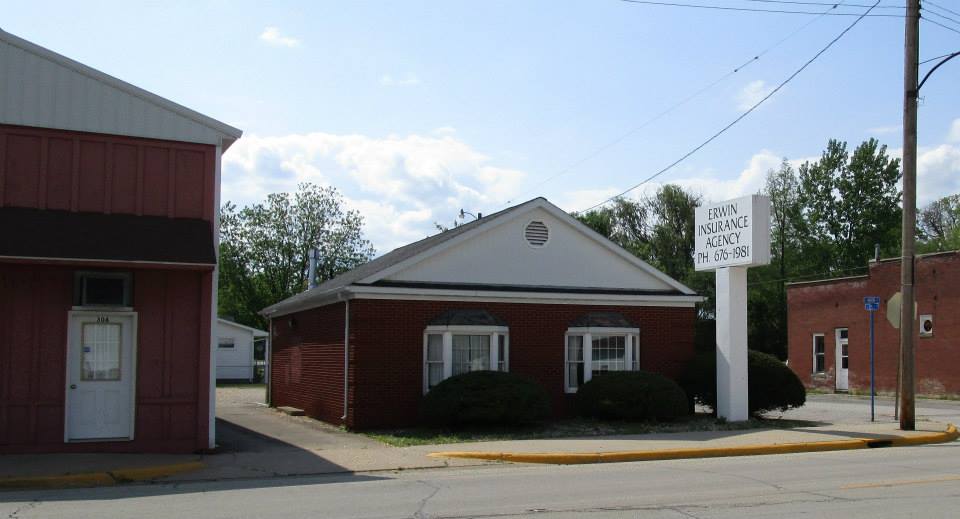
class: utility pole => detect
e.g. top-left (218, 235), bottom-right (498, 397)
top-left (898, 0), bottom-right (920, 431)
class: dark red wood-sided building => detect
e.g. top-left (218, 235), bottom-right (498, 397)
top-left (263, 198), bottom-right (702, 429)
top-left (0, 29), bottom-right (242, 453)
top-left (787, 251), bottom-right (960, 396)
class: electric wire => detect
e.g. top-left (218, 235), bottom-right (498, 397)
top-left (619, 0), bottom-right (901, 16)
top-left (922, 14), bottom-right (960, 36)
top-left (576, 1), bottom-right (881, 215)
top-left (503, 1), bottom-right (848, 205)
top-left (926, 0), bottom-right (960, 19)
top-left (921, 51), bottom-right (960, 64)
top-left (746, 265), bottom-right (870, 287)
top-left (921, 5), bottom-right (960, 28)
top-left (745, 0), bottom-right (901, 8)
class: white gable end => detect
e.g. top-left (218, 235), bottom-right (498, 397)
top-left (385, 207), bottom-right (677, 291)
top-left (0, 29), bottom-right (241, 148)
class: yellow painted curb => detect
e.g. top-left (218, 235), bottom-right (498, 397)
top-left (0, 461), bottom-right (204, 490)
top-left (429, 423), bottom-right (959, 465)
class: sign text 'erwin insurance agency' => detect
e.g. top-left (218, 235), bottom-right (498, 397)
top-left (694, 194), bottom-right (771, 271)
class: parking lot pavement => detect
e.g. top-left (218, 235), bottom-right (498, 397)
top-left (766, 392), bottom-right (960, 425)
top-left (168, 386), bottom-right (484, 482)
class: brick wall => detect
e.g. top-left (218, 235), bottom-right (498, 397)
top-left (787, 251), bottom-right (960, 395)
top-left (269, 302), bottom-right (351, 425)
top-left (272, 298), bottom-right (695, 429)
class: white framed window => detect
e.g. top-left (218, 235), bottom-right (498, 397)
top-left (564, 327), bottom-right (640, 393)
top-left (423, 325), bottom-right (509, 393)
top-left (812, 334), bottom-right (825, 374)
top-left (218, 337), bottom-right (235, 349)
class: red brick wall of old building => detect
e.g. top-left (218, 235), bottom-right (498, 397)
top-left (270, 298), bottom-right (696, 429)
top-left (787, 252), bottom-right (960, 395)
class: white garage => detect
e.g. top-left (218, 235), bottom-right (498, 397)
top-left (216, 318), bottom-right (269, 382)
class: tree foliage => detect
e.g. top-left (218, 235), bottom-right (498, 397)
top-left (576, 138), bottom-right (905, 360)
top-left (918, 194), bottom-right (960, 253)
top-left (219, 183), bottom-right (375, 329)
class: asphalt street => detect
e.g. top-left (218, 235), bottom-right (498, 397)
top-left (2, 439), bottom-right (959, 518)
top-left (3, 395), bottom-right (958, 518)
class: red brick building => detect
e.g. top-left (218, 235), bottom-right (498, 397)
top-left (0, 30), bottom-right (241, 453)
top-left (263, 198), bottom-right (701, 429)
top-left (787, 251), bottom-right (960, 396)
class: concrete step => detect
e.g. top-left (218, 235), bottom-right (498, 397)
top-left (277, 406), bottom-right (305, 416)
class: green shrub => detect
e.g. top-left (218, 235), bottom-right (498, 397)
top-left (575, 371), bottom-right (689, 421)
top-left (421, 371), bottom-right (551, 428)
top-left (680, 350), bottom-right (806, 415)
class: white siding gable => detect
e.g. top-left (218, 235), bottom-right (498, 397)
top-left (385, 206), bottom-right (677, 291)
top-left (0, 29), bottom-right (241, 148)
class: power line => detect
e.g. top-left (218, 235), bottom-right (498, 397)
top-left (923, 14), bottom-right (960, 35)
top-left (576, 1), bottom-right (881, 215)
top-left (746, 265), bottom-right (869, 287)
top-left (619, 0), bottom-right (901, 16)
top-left (921, 51), bottom-right (960, 64)
top-left (922, 5), bottom-right (960, 27)
top-left (746, 0), bottom-right (901, 8)
top-left (926, 0), bottom-right (960, 19)
top-left (504, 1), bottom-right (848, 205)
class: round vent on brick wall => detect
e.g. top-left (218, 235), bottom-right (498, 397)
top-left (524, 220), bottom-right (550, 247)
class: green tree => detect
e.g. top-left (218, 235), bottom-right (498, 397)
top-left (575, 186), bottom-right (712, 318)
top-left (219, 183), bottom-right (375, 329)
top-left (747, 160), bottom-right (803, 358)
top-left (917, 194), bottom-right (960, 253)
top-left (797, 138), bottom-right (902, 273)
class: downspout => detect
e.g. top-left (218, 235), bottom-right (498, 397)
top-left (341, 294), bottom-right (350, 423)
top-left (265, 319), bottom-right (272, 406)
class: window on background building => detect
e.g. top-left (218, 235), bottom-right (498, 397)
top-left (423, 327), bottom-right (509, 393)
top-left (813, 334), bottom-right (825, 373)
top-left (218, 337), bottom-right (235, 349)
top-left (565, 329), bottom-right (640, 393)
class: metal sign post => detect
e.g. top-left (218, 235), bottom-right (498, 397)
top-left (864, 296), bottom-right (880, 421)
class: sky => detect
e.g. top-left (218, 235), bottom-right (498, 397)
top-left (3, 0), bottom-right (959, 253)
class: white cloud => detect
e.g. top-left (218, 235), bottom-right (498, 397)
top-left (379, 74), bottom-right (422, 87)
top-left (917, 144), bottom-right (960, 206)
top-left (736, 80), bottom-right (775, 112)
top-left (221, 132), bottom-right (526, 252)
top-left (867, 125), bottom-right (900, 135)
top-left (259, 27), bottom-right (300, 48)
top-left (948, 118), bottom-right (960, 143)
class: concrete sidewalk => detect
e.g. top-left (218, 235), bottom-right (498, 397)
top-left (420, 421), bottom-right (958, 464)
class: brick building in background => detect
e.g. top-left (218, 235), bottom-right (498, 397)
top-left (0, 29), bottom-right (241, 453)
top-left (262, 198), bottom-right (701, 429)
top-left (787, 251), bottom-right (959, 396)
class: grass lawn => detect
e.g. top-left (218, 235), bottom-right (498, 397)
top-left (364, 414), bottom-right (815, 447)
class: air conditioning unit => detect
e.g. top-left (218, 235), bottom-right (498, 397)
top-left (919, 314), bottom-right (934, 338)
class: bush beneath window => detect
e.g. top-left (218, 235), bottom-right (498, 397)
top-left (679, 350), bottom-right (806, 415)
top-left (574, 371), bottom-right (689, 422)
top-left (421, 371), bottom-right (551, 428)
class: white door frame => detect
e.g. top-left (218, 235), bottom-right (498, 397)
top-left (834, 328), bottom-right (849, 391)
top-left (64, 310), bottom-right (138, 442)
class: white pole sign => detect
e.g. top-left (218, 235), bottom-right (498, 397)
top-left (694, 194), bottom-right (771, 422)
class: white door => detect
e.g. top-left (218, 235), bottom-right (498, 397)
top-left (835, 328), bottom-right (849, 391)
top-left (66, 312), bottom-right (137, 441)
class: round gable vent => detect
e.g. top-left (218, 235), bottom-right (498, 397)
top-left (524, 220), bottom-right (550, 247)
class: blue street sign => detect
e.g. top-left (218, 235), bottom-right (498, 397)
top-left (864, 296), bottom-right (880, 311)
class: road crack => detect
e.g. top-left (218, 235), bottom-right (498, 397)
top-left (413, 479), bottom-right (442, 519)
